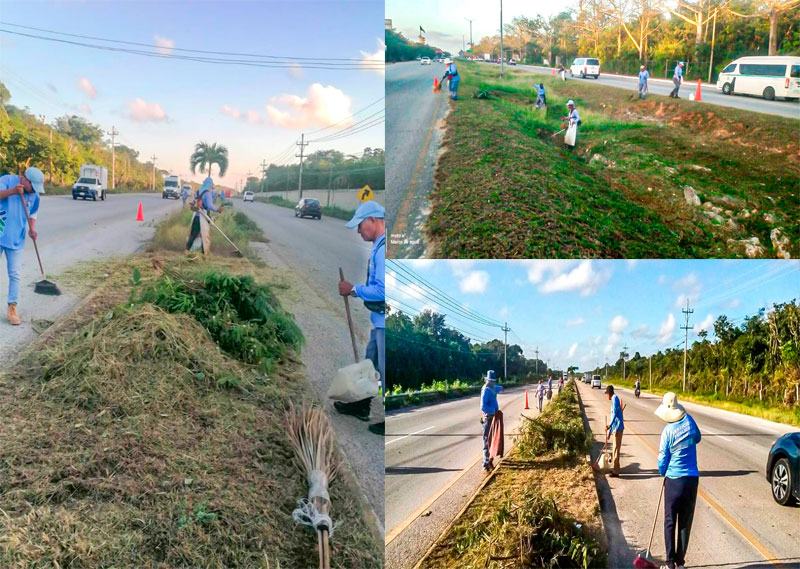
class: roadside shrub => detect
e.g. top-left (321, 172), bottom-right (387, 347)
top-left (517, 382), bottom-right (592, 458)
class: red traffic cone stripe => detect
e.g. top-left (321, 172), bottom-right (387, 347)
top-left (694, 79), bottom-right (703, 101)
top-left (136, 201), bottom-right (144, 221)
top-left (551, 68), bottom-right (555, 76)
top-left (524, 390), bottom-right (530, 410)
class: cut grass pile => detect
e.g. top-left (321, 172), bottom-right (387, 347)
top-left (419, 381), bottom-right (604, 569)
top-left (428, 62), bottom-right (799, 258)
top-left (0, 251), bottom-right (382, 567)
top-left (150, 207), bottom-right (265, 258)
top-left (255, 194), bottom-right (357, 220)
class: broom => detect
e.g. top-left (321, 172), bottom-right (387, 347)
top-left (285, 404), bottom-right (338, 569)
top-left (633, 478), bottom-right (666, 568)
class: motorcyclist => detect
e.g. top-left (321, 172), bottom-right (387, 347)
top-left (635, 377), bottom-right (641, 398)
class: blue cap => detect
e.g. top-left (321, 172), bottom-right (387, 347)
top-left (346, 200), bottom-right (385, 229)
top-left (24, 167), bottom-right (45, 194)
top-left (485, 370), bottom-right (497, 382)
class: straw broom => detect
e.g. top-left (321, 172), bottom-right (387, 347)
top-left (285, 403), bottom-right (338, 569)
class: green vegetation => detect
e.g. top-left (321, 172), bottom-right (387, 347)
top-left (419, 382), bottom-right (604, 569)
top-left (385, 28), bottom-right (449, 62)
top-left (150, 207), bottom-right (265, 258)
top-left (255, 194), bottom-right (356, 221)
top-left (597, 300), bottom-right (800, 426)
top-left (190, 141), bottom-right (229, 178)
top-left (258, 148), bottom-right (385, 192)
top-left (428, 62), bottom-right (799, 258)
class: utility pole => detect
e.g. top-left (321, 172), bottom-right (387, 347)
top-left (502, 322), bottom-right (510, 380)
top-left (681, 299), bottom-right (694, 392)
top-left (296, 134), bottom-right (309, 198)
top-left (707, 8), bottom-right (718, 84)
top-left (260, 159), bottom-right (268, 193)
top-left (149, 154), bottom-right (157, 191)
top-left (464, 18), bottom-right (473, 50)
top-left (499, 0), bottom-right (504, 77)
top-left (622, 344), bottom-right (628, 381)
top-left (109, 126), bottom-right (118, 190)
top-left (535, 346), bottom-right (540, 377)
top-left (649, 354), bottom-right (652, 390)
top-left (605, 358), bottom-right (608, 381)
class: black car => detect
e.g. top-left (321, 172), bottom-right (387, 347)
top-left (766, 432), bottom-right (800, 506)
top-left (295, 198), bottom-right (322, 220)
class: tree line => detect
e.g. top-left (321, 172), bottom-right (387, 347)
top-left (0, 81), bottom-right (160, 191)
top-left (385, 29), bottom-right (450, 62)
top-left (594, 300), bottom-right (800, 408)
top-left (471, 0), bottom-right (799, 79)
top-left (386, 308), bottom-right (549, 391)
top-left (256, 148), bottom-right (385, 193)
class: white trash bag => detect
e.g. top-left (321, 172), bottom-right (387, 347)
top-left (328, 359), bottom-right (380, 403)
top-left (564, 123), bottom-right (577, 147)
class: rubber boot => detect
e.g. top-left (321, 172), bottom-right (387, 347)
top-left (7, 303), bottom-right (21, 326)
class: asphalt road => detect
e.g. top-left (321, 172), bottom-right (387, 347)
top-left (386, 61), bottom-right (449, 259)
top-left (237, 200), bottom-right (386, 530)
top-left (517, 64), bottom-right (800, 118)
top-left (385, 385), bottom-right (554, 568)
top-left (0, 192), bottom-right (180, 364)
top-left (577, 379), bottom-right (800, 568)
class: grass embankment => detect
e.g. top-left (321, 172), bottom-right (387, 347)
top-left (428, 62), bottom-right (799, 258)
top-left (387, 376), bottom-right (546, 410)
top-left (419, 381), bottom-right (605, 569)
top-left (150, 207), bottom-right (265, 259)
top-left (0, 225), bottom-right (382, 566)
top-left (254, 194), bottom-right (356, 220)
top-left (603, 374), bottom-right (800, 427)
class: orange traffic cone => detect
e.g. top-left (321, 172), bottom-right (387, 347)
top-left (136, 202), bottom-right (144, 221)
top-left (524, 390), bottom-right (530, 410)
top-left (551, 68), bottom-right (555, 76)
top-left (694, 79), bottom-right (703, 101)
top-left (433, 76), bottom-right (440, 92)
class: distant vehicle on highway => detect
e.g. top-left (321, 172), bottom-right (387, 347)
top-left (295, 197), bottom-right (322, 220)
top-left (716, 56), bottom-right (800, 101)
top-left (162, 175), bottom-right (180, 199)
top-left (243, 191), bottom-right (254, 202)
top-left (508, 58), bottom-right (518, 66)
top-left (570, 57), bottom-right (601, 79)
top-left (421, 57), bottom-right (431, 65)
top-left (591, 374), bottom-right (602, 389)
top-left (767, 432), bottom-right (799, 506)
top-left (72, 164), bottom-right (107, 201)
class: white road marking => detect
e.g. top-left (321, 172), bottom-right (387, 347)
top-left (700, 426), bottom-right (734, 442)
top-left (386, 425), bottom-right (436, 445)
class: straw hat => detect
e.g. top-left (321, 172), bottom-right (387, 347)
top-left (655, 392), bottom-right (686, 423)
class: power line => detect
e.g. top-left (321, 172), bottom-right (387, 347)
top-left (307, 110), bottom-right (385, 143)
top-left (305, 96), bottom-right (385, 136)
top-left (387, 297), bottom-right (497, 343)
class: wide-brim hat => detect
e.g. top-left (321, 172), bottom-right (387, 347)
top-left (655, 392), bottom-right (686, 423)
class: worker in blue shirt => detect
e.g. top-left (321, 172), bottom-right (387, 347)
top-left (656, 392), bottom-right (701, 569)
top-left (638, 65), bottom-right (650, 99)
top-left (441, 58), bottom-right (460, 100)
top-left (536, 379), bottom-right (546, 411)
top-left (186, 177), bottom-right (222, 254)
top-left (604, 385), bottom-right (625, 477)
top-left (181, 185), bottom-right (190, 207)
top-left (481, 370), bottom-right (503, 471)
top-left (336, 200), bottom-right (386, 435)
top-left (0, 167), bottom-right (44, 326)
top-left (670, 61), bottom-right (684, 98)
top-left (535, 83), bottom-right (547, 108)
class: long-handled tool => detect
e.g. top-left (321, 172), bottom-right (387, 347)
top-left (339, 267), bottom-right (359, 364)
top-left (550, 128), bottom-right (566, 138)
top-left (19, 189), bottom-right (61, 296)
top-left (197, 208), bottom-right (243, 257)
top-left (633, 478), bottom-right (666, 569)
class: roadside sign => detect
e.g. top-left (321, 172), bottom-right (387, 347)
top-left (359, 184), bottom-right (374, 202)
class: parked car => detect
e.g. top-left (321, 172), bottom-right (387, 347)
top-left (767, 432), bottom-right (800, 506)
top-left (570, 57), bottom-right (601, 79)
top-left (295, 198), bottom-right (322, 219)
top-left (716, 56), bottom-right (800, 101)
top-left (508, 58), bottom-right (517, 66)
top-left (591, 374), bottom-right (602, 389)
top-left (243, 191), bottom-right (254, 203)
top-left (421, 57), bottom-right (431, 65)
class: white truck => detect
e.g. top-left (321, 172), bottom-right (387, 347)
top-left (162, 175), bottom-right (181, 199)
top-left (72, 164), bottom-right (108, 201)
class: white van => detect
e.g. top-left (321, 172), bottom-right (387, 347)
top-left (570, 57), bottom-right (600, 79)
top-left (72, 164), bottom-right (108, 201)
top-left (716, 56), bottom-right (800, 101)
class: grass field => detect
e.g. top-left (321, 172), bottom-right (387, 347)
top-left (427, 62), bottom-right (799, 258)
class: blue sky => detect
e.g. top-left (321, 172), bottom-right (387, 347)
top-left (386, 0), bottom-right (566, 55)
top-left (0, 0), bottom-right (384, 186)
top-left (387, 260), bottom-right (800, 372)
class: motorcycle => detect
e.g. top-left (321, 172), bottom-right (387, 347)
top-left (634, 386), bottom-right (641, 398)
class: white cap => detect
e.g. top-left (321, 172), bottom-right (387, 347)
top-left (566, 99), bottom-right (575, 106)
top-left (444, 58), bottom-right (452, 64)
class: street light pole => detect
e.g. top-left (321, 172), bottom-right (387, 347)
top-left (500, 0), bottom-right (504, 77)
top-left (464, 18), bottom-right (473, 50)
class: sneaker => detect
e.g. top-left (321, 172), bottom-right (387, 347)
top-left (368, 422), bottom-right (385, 436)
top-left (333, 401), bottom-right (370, 422)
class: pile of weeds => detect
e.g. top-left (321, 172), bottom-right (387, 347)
top-left (137, 268), bottom-right (304, 372)
top-left (516, 381), bottom-right (592, 459)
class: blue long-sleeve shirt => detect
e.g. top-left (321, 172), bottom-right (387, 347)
top-left (536, 383), bottom-right (545, 399)
top-left (355, 233), bottom-right (385, 329)
top-left (674, 65), bottom-right (683, 80)
top-left (658, 413), bottom-right (701, 478)
top-left (638, 70), bottom-right (649, 84)
top-left (481, 383), bottom-right (503, 415)
top-left (609, 394), bottom-right (624, 432)
top-left (0, 174), bottom-right (40, 250)
top-left (536, 84), bottom-right (546, 96)
top-left (195, 189), bottom-right (219, 213)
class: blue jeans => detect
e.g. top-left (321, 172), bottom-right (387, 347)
top-left (482, 413), bottom-right (494, 467)
top-left (366, 327), bottom-right (385, 397)
top-left (1, 245), bottom-right (23, 305)
top-left (449, 77), bottom-right (459, 99)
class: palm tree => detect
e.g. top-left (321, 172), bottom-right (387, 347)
top-left (189, 142), bottom-right (229, 178)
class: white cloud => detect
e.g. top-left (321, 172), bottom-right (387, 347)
top-left (626, 260), bottom-right (639, 270)
top-left (459, 270), bottom-right (489, 294)
top-left (154, 35), bottom-right (174, 55)
top-left (266, 83), bottom-right (353, 130)
top-left (673, 272), bottom-right (703, 308)
top-left (77, 77), bottom-right (96, 99)
top-left (407, 259), bottom-right (436, 270)
top-left (246, 109), bottom-right (264, 124)
top-left (658, 313), bottom-right (676, 344)
top-left (566, 317), bottom-right (585, 327)
top-left (360, 39), bottom-right (385, 75)
top-left (526, 260), bottom-right (568, 284)
top-left (609, 315), bottom-right (629, 333)
top-left (536, 260), bottom-right (612, 296)
top-left (697, 314), bottom-right (714, 334)
top-left (221, 104), bottom-right (242, 120)
top-left (568, 343), bottom-right (578, 357)
top-left (127, 98), bottom-right (168, 122)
